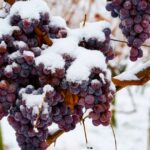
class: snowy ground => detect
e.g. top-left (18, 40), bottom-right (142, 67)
top-left (1, 86), bottom-right (150, 150)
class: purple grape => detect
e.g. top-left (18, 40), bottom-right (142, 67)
top-left (106, 0), bottom-right (150, 61)
top-left (78, 27), bottom-right (114, 61)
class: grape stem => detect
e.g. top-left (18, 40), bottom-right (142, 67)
top-left (47, 130), bottom-right (64, 145)
top-left (82, 120), bottom-right (88, 145)
top-left (34, 94), bottom-right (46, 130)
top-left (110, 124), bottom-right (117, 150)
top-left (82, 14), bottom-right (87, 27)
top-left (34, 27), bottom-right (53, 46)
top-left (110, 38), bottom-right (150, 48)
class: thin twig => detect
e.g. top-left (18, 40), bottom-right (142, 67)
top-left (34, 94), bottom-right (46, 129)
top-left (110, 124), bottom-right (117, 150)
top-left (82, 119), bottom-right (93, 149)
top-left (111, 38), bottom-right (150, 48)
top-left (82, 120), bottom-right (88, 145)
top-left (83, 14), bottom-right (87, 27)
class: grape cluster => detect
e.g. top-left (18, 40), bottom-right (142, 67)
top-left (8, 85), bottom-right (53, 150)
top-left (8, 85), bottom-right (83, 149)
top-left (106, 0), bottom-right (150, 61)
top-left (0, 0), bottom-right (115, 149)
top-left (67, 68), bottom-right (114, 126)
top-left (79, 28), bottom-right (114, 61)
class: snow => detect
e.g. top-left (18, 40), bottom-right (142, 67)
top-left (50, 16), bottom-right (67, 27)
top-left (36, 41), bottom-right (108, 83)
top-left (23, 51), bottom-right (34, 57)
top-left (0, 41), bottom-right (6, 48)
top-left (91, 79), bottom-right (100, 84)
top-left (12, 62), bottom-right (18, 68)
top-left (0, 18), bottom-right (13, 38)
top-left (48, 123), bottom-right (60, 134)
top-left (9, 0), bottom-right (50, 20)
top-left (0, 0), bottom-right (113, 85)
top-left (43, 84), bottom-right (54, 93)
top-left (20, 84), bottom-right (54, 115)
top-left (115, 61), bottom-right (150, 81)
top-left (9, 51), bottom-right (21, 60)
top-left (0, 10), bottom-right (7, 18)
top-left (107, 70), bottom-right (116, 91)
top-left (35, 51), bottom-right (66, 73)
top-left (22, 93), bottom-right (45, 109)
top-left (71, 21), bottom-right (110, 41)
top-left (42, 102), bottom-right (49, 114)
top-left (99, 73), bottom-right (106, 84)
top-left (13, 41), bottom-right (27, 48)
top-left (66, 48), bottom-right (107, 83)
top-left (0, 80), bottom-right (7, 85)
top-left (46, 37), bottom-right (78, 58)
top-left (36, 20), bottom-right (110, 83)
top-left (4, 65), bottom-right (13, 73)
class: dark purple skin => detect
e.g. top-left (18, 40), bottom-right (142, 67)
top-left (106, 0), bottom-right (150, 61)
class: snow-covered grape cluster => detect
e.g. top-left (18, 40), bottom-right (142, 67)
top-left (0, 0), bottom-right (115, 149)
top-left (79, 28), bottom-right (114, 61)
top-left (106, 0), bottom-right (150, 61)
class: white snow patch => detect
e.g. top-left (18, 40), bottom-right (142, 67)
top-left (20, 84), bottom-right (53, 115)
top-left (0, 41), bottom-right (6, 48)
top-left (23, 51), bottom-right (34, 57)
top-left (71, 21), bottom-right (110, 41)
top-left (115, 61), bottom-right (150, 81)
top-left (22, 93), bottom-right (45, 109)
top-left (13, 41), bottom-right (27, 48)
top-left (43, 84), bottom-right (54, 93)
top-left (91, 79), bottom-right (100, 84)
top-left (42, 102), bottom-right (49, 114)
top-left (10, 0), bottom-right (50, 20)
top-left (35, 51), bottom-right (65, 73)
top-left (66, 48), bottom-right (107, 83)
top-left (0, 18), bottom-right (13, 38)
top-left (12, 62), bottom-right (18, 68)
top-left (9, 51), bottom-right (21, 60)
top-left (4, 65), bottom-right (13, 73)
top-left (99, 73), bottom-right (106, 84)
top-left (50, 16), bottom-right (67, 27)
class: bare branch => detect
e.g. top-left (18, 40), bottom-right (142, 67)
top-left (47, 130), bottom-right (64, 145)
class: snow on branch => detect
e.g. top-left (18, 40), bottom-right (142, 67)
top-left (112, 61), bottom-right (150, 90)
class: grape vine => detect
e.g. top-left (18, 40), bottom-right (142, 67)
top-left (0, 0), bottom-right (115, 149)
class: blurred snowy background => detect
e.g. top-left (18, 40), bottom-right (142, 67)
top-left (0, 0), bottom-right (150, 150)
